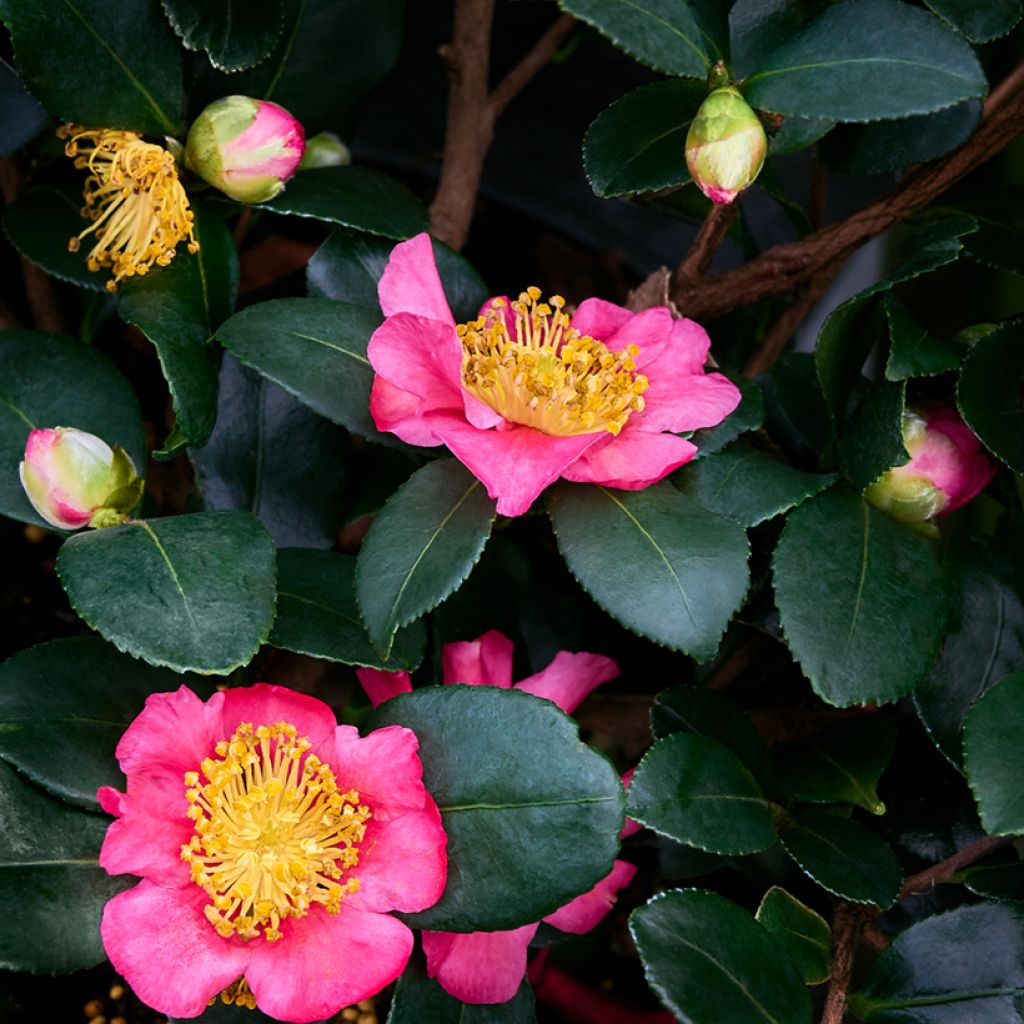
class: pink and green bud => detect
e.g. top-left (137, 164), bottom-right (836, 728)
top-left (865, 406), bottom-right (997, 526)
top-left (185, 96), bottom-right (305, 204)
top-left (685, 85), bottom-right (767, 205)
top-left (298, 131), bottom-right (351, 171)
top-left (19, 427), bottom-right (143, 531)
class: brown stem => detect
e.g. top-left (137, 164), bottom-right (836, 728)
top-left (810, 159), bottom-right (828, 231)
top-left (899, 834), bottom-right (1015, 900)
top-left (704, 633), bottom-right (772, 691)
top-left (670, 202), bottom-right (737, 298)
top-left (489, 13), bottom-right (577, 120)
top-left (821, 903), bottom-right (865, 1024)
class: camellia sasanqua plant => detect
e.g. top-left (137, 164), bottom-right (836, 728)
top-left (2, 1), bottom-right (1024, 1023)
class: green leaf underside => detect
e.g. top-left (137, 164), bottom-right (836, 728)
top-left (270, 548), bottom-right (425, 671)
top-left (161, 0), bottom-right (284, 72)
top-left (627, 733), bottom-right (776, 855)
top-left (0, 330), bottom-right (144, 528)
top-left (755, 887), bottom-right (832, 986)
top-left (630, 889), bottom-right (812, 1024)
top-left (773, 488), bottom-right (946, 707)
top-left (548, 482), bottom-right (750, 661)
top-left (368, 686), bottom-right (624, 932)
top-left (839, 379), bottom-right (908, 491)
top-left (56, 511), bottom-right (276, 674)
top-left (356, 460), bottom-right (496, 657)
top-left (924, 0), bottom-right (1022, 43)
top-left (962, 863), bottom-right (1024, 904)
top-left (0, 58), bottom-right (48, 158)
top-left (779, 813), bottom-right (902, 907)
top-left (884, 293), bottom-right (961, 380)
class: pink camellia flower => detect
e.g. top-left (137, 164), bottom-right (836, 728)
top-left (357, 631), bottom-right (638, 1004)
top-left (185, 96), bottom-right (305, 203)
top-left (864, 405), bottom-right (997, 526)
top-left (96, 683), bottom-right (446, 1023)
top-left (367, 234), bottom-right (741, 516)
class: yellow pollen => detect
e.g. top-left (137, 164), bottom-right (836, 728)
top-left (58, 124), bottom-right (199, 292)
top-left (458, 289), bottom-right (648, 437)
top-left (181, 720), bottom-right (371, 943)
top-left (216, 976), bottom-right (257, 1010)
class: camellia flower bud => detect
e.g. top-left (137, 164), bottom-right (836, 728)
top-left (19, 427), bottom-right (144, 531)
top-left (685, 85), bottom-right (767, 204)
top-left (865, 406), bottom-right (996, 526)
top-left (298, 131), bottom-right (351, 170)
top-left (185, 96), bottom-right (305, 204)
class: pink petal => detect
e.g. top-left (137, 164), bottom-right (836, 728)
top-left (355, 668), bottom-right (413, 709)
top-left (442, 630), bottom-right (515, 687)
top-left (370, 377), bottom-right (447, 447)
top-left (98, 787), bottom-right (193, 884)
top-left (378, 233), bottom-right (455, 326)
top-left (570, 299), bottom-right (633, 343)
top-left (667, 316), bottom-right (713, 373)
top-left (514, 651), bottom-right (619, 714)
top-left (561, 430), bottom-right (698, 490)
top-left (246, 906), bottom-right (413, 1022)
top-left (422, 925), bottom-right (538, 1004)
top-left (101, 881), bottom-right (250, 1019)
top-left (638, 358), bottom-right (741, 434)
top-left (220, 683), bottom-right (337, 751)
top-left (570, 302), bottom-right (674, 368)
top-left (542, 860), bottom-right (637, 933)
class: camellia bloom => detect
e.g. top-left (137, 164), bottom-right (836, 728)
top-left (865, 406), bottom-right (997, 526)
top-left (186, 96), bottom-right (306, 203)
top-left (96, 684), bottom-right (446, 1023)
top-left (357, 631), bottom-right (637, 1004)
top-left (367, 234), bottom-right (741, 516)
top-left (19, 427), bottom-right (143, 530)
top-left (59, 124), bottom-right (198, 290)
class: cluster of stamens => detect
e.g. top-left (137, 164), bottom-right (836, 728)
top-left (181, 721), bottom-right (370, 943)
top-left (58, 124), bottom-right (198, 291)
top-left (458, 288), bottom-right (649, 437)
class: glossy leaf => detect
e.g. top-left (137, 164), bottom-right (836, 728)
top-left (761, 353), bottom-right (832, 459)
top-left (271, 548), bottom-right (425, 671)
top-left (630, 889), bottom-right (812, 1024)
top-left (924, 0), bottom-right (1022, 42)
top-left (161, 0), bottom-right (283, 72)
top-left (768, 115), bottom-right (835, 156)
top-left (883, 293), bottom-right (961, 380)
top-left (356, 459), bottom-right (496, 657)
top-left (962, 862), bottom-right (1024, 904)
top-left (727, 0), bottom-right (830, 80)
top-left (368, 686), bottom-right (624, 931)
top-left (0, 58), bottom-right (47, 157)
top-left (690, 375), bottom-right (765, 458)
top-left (548, 482), bottom-right (750, 661)
top-left (839, 379), bottom-right (908, 491)
top-left (755, 887), bottom-right (832, 985)
top-left (773, 488), bottom-right (946, 707)
top-left (960, 191), bottom-right (1024, 276)
top-left (57, 511), bottom-right (276, 675)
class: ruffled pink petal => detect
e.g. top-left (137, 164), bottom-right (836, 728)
top-left (355, 668), bottom-right (413, 709)
top-left (101, 881), bottom-right (250, 1019)
top-left (514, 651), bottom-right (619, 715)
top-left (220, 683), bottom-right (337, 752)
top-left (570, 302), bottom-right (674, 368)
top-left (370, 377), bottom-right (447, 447)
top-left (667, 316), bottom-right (713, 373)
top-left (246, 906), bottom-right (413, 1022)
top-left (637, 370), bottom-right (742, 434)
top-left (542, 860), bottom-right (637, 934)
top-left (570, 298), bottom-right (633, 344)
top-left (561, 430), bottom-right (697, 490)
top-left (98, 787), bottom-right (193, 884)
top-left (442, 629), bottom-right (515, 687)
top-left (378, 233), bottom-right (455, 326)
top-left (423, 925), bottom-right (538, 1004)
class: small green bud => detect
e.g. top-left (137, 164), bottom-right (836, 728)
top-left (298, 132), bottom-right (351, 171)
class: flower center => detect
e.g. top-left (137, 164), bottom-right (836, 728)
top-left (58, 124), bottom-right (199, 292)
top-left (458, 289), bottom-right (648, 437)
top-left (181, 720), bottom-right (371, 942)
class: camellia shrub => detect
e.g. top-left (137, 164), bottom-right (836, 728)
top-left (2, 2), bottom-right (1024, 1023)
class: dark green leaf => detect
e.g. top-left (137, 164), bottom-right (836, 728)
top-left (887, 213), bottom-right (978, 283)
top-left (676, 440), bottom-right (835, 527)
top-left (755, 887), bottom-right (832, 985)
top-left (215, 297), bottom-right (386, 443)
top-left (761, 353), bottom-right (832, 458)
top-left (119, 206), bottom-right (238, 459)
top-left (958, 319), bottom-right (1024, 473)
top-left (368, 686), bottom-right (624, 931)
top-left (883, 293), bottom-right (961, 380)
top-left (964, 669), bottom-right (1024, 835)
top-left (839, 379), bottom-right (908, 491)
top-left (56, 510), bottom-right (276, 674)
top-left (924, 0), bottom-right (1021, 42)
top-left (271, 548), bottom-right (425, 671)
top-left (779, 813), bottom-right (902, 907)
top-left (261, 166), bottom-right (429, 240)
top-left (960, 190), bottom-right (1024, 276)
top-left (691, 374), bottom-right (765, 458)
top-left (307, 229), bottom-right (489, 324)
top-left (773, 488), bottom-right (946, 707)
top-left (161, 0), bottom-right (283, 72)
top-left (548, 482), bottom-right (749, 661)
top-left (630, 889), bottom-right (812, 1024)
top-left (743, 0), bottom-right (986, 123)
top-left (768, 115), bottom-right (835, 156)
top-left (583, 80), bottom-right (704, 198)
top-left (815, 294), bottom-right (882, 422)
top-left (728, 0), bottom-right (831, 80)
top-left (4, 0), bottom-right (184, 134)
top-left (0, 58), bottom-right (47, 157)
top-left (0, 758), bottom-right (129, 972)
top-left (962, 862), bottom-right (1024, 903)
top-left (0, 330), bottom-right (144, 527)
top-left (627, 733), bottom-right (776, 855)
top-left (356, 459), bottom-right (496, 657)
top-left (847, 903), bottom-right (1024, 1022)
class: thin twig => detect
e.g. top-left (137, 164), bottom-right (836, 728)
top-left (899, 834), bottom-right (1015, 900)
top-left (821, 903), bottom-right (865, 1024)
top-left (670, 202), bottom-right (737, 297)
top-left (489, 13), bottom-right (577, 120)
top-left (704, 633), bottom-right (772, 691)
top-left (809, 158), bottom-right (828, 231)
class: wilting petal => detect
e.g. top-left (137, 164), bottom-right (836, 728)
top-left (514, 650), bottom-right (619, 714)
top-left (423, 925), bottom-right (539, 1004)
top-left (561, 430), bottom-right (697, 490)
top-left (442, 629), bottom-right (516, 687)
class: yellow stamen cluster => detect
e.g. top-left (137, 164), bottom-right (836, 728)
top-left (458, 288), bottom-right (649, 437)
top-left (181, 721), bottom-right (370, 942)
top-left (216, 976), bottom-right (257, 1010)
top-left (58, 124), bottom-right (198, 292)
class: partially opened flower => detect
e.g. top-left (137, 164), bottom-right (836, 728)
top-left (97, 684), bottom-right (446, 1023)
top-left (367, 235), bottom-right (741, 516)
top-left (357, 631), bottom-right (637, 1004)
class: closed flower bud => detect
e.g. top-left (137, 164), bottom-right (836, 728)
top-left (19, 428), bottom-right (143, 531)
top-left (865, 406), bottom-right (996, 526)
top-left (685, 85), bottom-right (767, 204)
top-left (298, 131), bottom-right (351, 171)
top-left (185, 96), bottom-right (305, 204)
